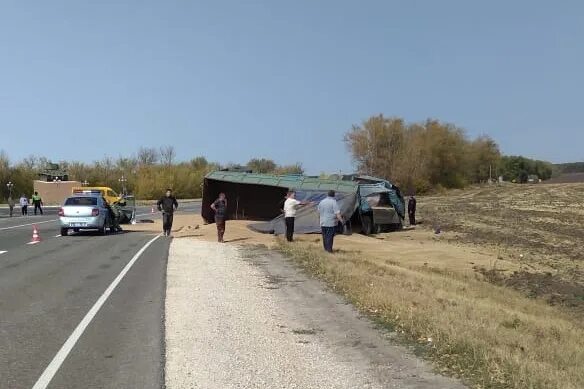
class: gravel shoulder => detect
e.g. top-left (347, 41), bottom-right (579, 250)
top-left (165, 239), bottom-right (465, 388)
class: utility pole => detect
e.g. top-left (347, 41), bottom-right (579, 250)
top-left (118, 175), bottom-right (128, 196)
top-left (6, 181), bottom-right (14, 197)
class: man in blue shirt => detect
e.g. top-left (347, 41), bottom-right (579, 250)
top-left (317, 190), bottom-right (344, 253)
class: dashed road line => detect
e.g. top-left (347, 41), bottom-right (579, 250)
top-left (0, 250), bottom-right (7, 255)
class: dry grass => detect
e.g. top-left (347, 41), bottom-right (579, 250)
top-left (278, 241), bottom-right (584, 388)
top-left (276, 183), bottom-right (584, 388)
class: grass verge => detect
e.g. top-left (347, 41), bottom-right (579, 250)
top-left (276, 240), bottom-right (584, 389)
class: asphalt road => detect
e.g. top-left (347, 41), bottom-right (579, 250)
top-left (0, 201), bottom-right (200, 389)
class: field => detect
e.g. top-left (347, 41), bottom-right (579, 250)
top-left (420, 183), bottom-right (584, 316)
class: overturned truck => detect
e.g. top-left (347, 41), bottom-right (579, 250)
top-left (201, 171), bottom-right (405, 235)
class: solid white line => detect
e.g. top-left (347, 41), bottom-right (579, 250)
top-left (0, 219), bottom-right (58, 231)
top-left (31, 234), bottom-right (162, 389)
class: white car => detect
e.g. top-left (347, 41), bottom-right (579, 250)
top-left (59, 194), bottom-right (113, 236)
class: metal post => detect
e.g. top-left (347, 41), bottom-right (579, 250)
top-left (118, 175), bottom-right (127, 195)
top-left (6, 181), bottom-right (14, 197)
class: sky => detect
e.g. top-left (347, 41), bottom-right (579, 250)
top-left (1, 1), bottom-right (583, 174)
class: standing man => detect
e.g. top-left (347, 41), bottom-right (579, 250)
top-left (210, 192), bottom-right (227, 243)
top-left (157, 189), bottom-right (178, 236)
top-left (283, 190), bottom-right (309, 242)
top-left (317, 190), bottom-right (344, 253)
top-left (408, 194), bottom-right (417, 226)
top-left (32, 191), bottom-right (44, 215)
top-left (7, 196), bottom-right (15, 217)
top-left (19, 194), bottom-right (28, 216)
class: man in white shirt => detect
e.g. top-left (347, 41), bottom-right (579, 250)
top-left (19, 194), bottom-right (29, 216)
top-left (283, 190), bottom-right (308, 242)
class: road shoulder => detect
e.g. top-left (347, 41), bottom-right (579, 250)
top-left (165, 239), bottom-right (465, 388)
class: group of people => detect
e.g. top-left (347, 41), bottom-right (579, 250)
top-left (283, 189), bottom-right (344, 253)
top-left (6, 192), bottom-right (44, 217)
top-left (155, 188), bottom-right (226, 240)
top-left (154, 188), bottom-right (417, 252)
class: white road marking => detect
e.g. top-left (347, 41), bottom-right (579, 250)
top-left (31, 234), bottom-right (162, 389)
top-left (0, 250), bottom-right (7, 255)
top-left (54, 235), bottom-right (61, 238)
top-left (26, 241), bottom-right (40, 245)
top-left (0, 219), bottom-right (58, 231)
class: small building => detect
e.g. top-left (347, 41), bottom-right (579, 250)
top-left (33, 180), bottom-right (81, 205)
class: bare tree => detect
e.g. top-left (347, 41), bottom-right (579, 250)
top-left (137, 147), bottom-right (158, 166)
top-left (159, 146), bottom-right (176, 167)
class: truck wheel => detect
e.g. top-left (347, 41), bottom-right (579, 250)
top-left (61, 228), bottom-right (68, 236)
top-left (361, 215), bottom-right (373, 235)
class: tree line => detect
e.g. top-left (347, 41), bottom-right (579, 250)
top-left (1, 115), bottom-right (564, 201)
top-left (344, 115), bottom-right (555, 193)
top-left (0, 147), bottom-right (303, 201)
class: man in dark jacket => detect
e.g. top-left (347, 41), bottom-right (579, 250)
top-left (210, 192), bottom-right (227, 243)
top-left (157, 189), bottom-right (179, 236)
top-left (408, 195), bottom-right (417, 226)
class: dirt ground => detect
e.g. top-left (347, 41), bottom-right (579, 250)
top-left (125, 212), bottom-right (513, 282)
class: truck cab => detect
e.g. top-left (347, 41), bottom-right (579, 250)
top-left (353, 177), bottom-right (405, 235)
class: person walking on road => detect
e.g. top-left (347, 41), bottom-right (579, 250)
top-left (32, 191), bottom-right (44, 215)
top-left (7, 196), bottom-right (15, 217)
top-left (157, 189), bottom-right (178, 236)
top-left (210, 192), bottom-right (227, 243)
top-left (283, 190), bottom-right (309, 242)
top-left (317, 190), bottom-right (344, 253)
top-left (408, 195), bottom-right (417, 226)
top-left (19, 194), bottom-right (29, 216)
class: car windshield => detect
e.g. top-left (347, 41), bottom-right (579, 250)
top-left (65, 197), bottom-right (98, 206)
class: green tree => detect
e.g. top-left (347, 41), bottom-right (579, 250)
top-left (246, 158), bottom-right (277, 173)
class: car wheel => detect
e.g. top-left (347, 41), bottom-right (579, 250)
top-left (100, 221), bottom-right (108, 235)
top-left (60, 228), bottom-right (68, 236)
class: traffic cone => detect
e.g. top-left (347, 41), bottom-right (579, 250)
top-left (32, 225), bottom-right (41, 243)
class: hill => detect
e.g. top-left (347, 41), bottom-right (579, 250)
top-left (553, 161), bottom-right (584, 174)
